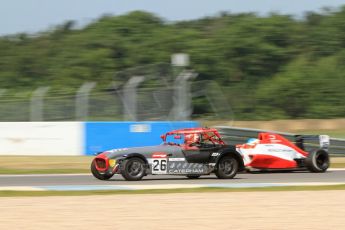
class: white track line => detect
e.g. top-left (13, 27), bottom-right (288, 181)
top-left (0, 186), bottom-right (46, 191)
top-left (1, 182), bottom-right (345, 191)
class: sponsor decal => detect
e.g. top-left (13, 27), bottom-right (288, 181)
top-left (211, 152), bottom-right (219, 157)
top-left (150, 152), bottom-right (169, 174)
top-left (167, 162), bottom-right (208, 174)
top-left (168, 168), bottom-right (204, 174)
top-left (239, 143), bottom-right (304, 163)
top-left (169, 158), bottom-right (185, 162)
top-left (151, 158), bottom-right (167, 174)
top-left (182, 163), bottom-right (188, 169)
top-left (267, 148), bottom-right (294, 153)
top-left (152, 152), bottom-right (168, 158)
top-left (109, 148), bottom-right (128, 153)
top-left (130, 124), bottom-right (151, 133)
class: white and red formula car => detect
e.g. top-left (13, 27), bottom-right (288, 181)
top-left (236, 132), bottom-right (330, 172)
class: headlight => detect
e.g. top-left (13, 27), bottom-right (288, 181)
top-left (108, 159), bottom-right (116, 167)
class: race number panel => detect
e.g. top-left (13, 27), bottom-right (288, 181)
top-left (151, 158), bottom-right (168, 174)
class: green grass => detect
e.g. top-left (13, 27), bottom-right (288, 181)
top-left (0, 168), bottom-right (89, 174)
top-left (0, 156), bottom-right (92, 174)
top-left (332, 163), bottom-right (345, 168)
top-left (331, 157), bottom-right (345, 168)
top-left (301, 130), bottom-right (345, 139)
top-left (1, 184), bottom-right (345, 197)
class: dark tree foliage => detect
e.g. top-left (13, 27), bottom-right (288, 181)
top-left (0, 8), bottom-right (344, 119)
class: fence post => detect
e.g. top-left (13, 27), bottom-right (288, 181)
top-left (195, 80), bottom-right (235, 124)
top-left (30, 86), bottom-right (50, 121)
top-left (75, 82), bottom-right (96, 121)
top-left (171, 70), bottom-right (197, 120)
top-left (122, 76), bottom-right (145, 121)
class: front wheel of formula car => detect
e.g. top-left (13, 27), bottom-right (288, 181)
top-left (215, 155), bottom-right (239, 179)
top-left (91, 160), bottom-right (114, 180)
top-left (186, 175), bottom-right (201, 179)
top-left (120, 157), bottom-right (146, 181)
top-left (305, 149), bottom-right (330, 173)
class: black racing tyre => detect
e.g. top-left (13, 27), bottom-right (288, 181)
top-left (186, 175), bottom-right (201, 179)
top-left (215, 155), bottom-right (239, 179)
top-left (120, 157), bottom-right (146, 181)
top-left (91, 160), bottom-right (114, 180)
top-left (305, 150), bottom-right (329, 173)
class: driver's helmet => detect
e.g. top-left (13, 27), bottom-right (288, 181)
top-left (185, 134), bottom-right (200, 145)
top-left (246, 138), bottom-right (259, 145)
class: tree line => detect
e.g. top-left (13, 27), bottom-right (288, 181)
top-left (0, 7), bottom-right (344, 120)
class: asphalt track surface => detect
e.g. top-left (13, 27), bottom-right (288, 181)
top-left (0, 169), bottom-right (344, 187)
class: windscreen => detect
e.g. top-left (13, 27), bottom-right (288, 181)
top-left (165, 134), bottom-right (185, 145)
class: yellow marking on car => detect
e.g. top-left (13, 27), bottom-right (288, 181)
top-left (108, 159), bottom-right (116, 167)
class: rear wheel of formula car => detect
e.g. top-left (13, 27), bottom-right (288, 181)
top-left (120, 157), bottom-right (146, 181)
top-left (91, 160), bottom-right (114, 180)
top-left (186, 175), bottom-right (201, 179)
top-left (305, 149), bottom-right (329, 173)
top-left (215, 155), bottom-right (239, 179)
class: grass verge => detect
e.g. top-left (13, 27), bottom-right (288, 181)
top-left (1, 184), bottom-right (345, 197)
top-left (300, 130), bottom-right (345, 139)
top-left (0, 168), bottom-right (90, 174)
top-left (0, 156), bottom-right (92, 174)
top-left (331, 157), bottom-right (345, 168)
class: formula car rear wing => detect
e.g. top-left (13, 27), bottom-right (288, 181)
top-left (295, 135), bottom-right (330, 151)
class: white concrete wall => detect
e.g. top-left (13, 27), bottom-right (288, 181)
top-left (0, 122), bottom-right (83, 155)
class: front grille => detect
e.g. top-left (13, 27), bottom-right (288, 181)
top-left (95, 158), bottom-right (106, 169)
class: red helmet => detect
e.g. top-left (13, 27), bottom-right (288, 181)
top-left (185, 134), bottom-right (200, 145)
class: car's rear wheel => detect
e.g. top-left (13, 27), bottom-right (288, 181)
top-left (186, 175), bottom-right (201, 179)
top-left (91, 160), bottom-right (114, 180)
top-left (120, 157), bottom-right (146, 181)
top-left (306, 150), bottom-right (329, 173)
top-left (215, 155), bottom-right (239, 179)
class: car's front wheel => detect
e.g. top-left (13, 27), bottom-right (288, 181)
top-left (120, 157), bottom-right (146, 181)
top-left (215, 155), bottom-right (239, 179)
top-left (91, 160), bottom-right (114, 180)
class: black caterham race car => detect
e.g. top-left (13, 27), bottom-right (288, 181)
top-left (91, 127), bottom-right (330, 181)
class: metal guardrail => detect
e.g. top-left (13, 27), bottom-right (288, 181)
top-left (329, 138), bottom-right (345, 156)
top-left (215, 126), bottom-right (345, 156)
